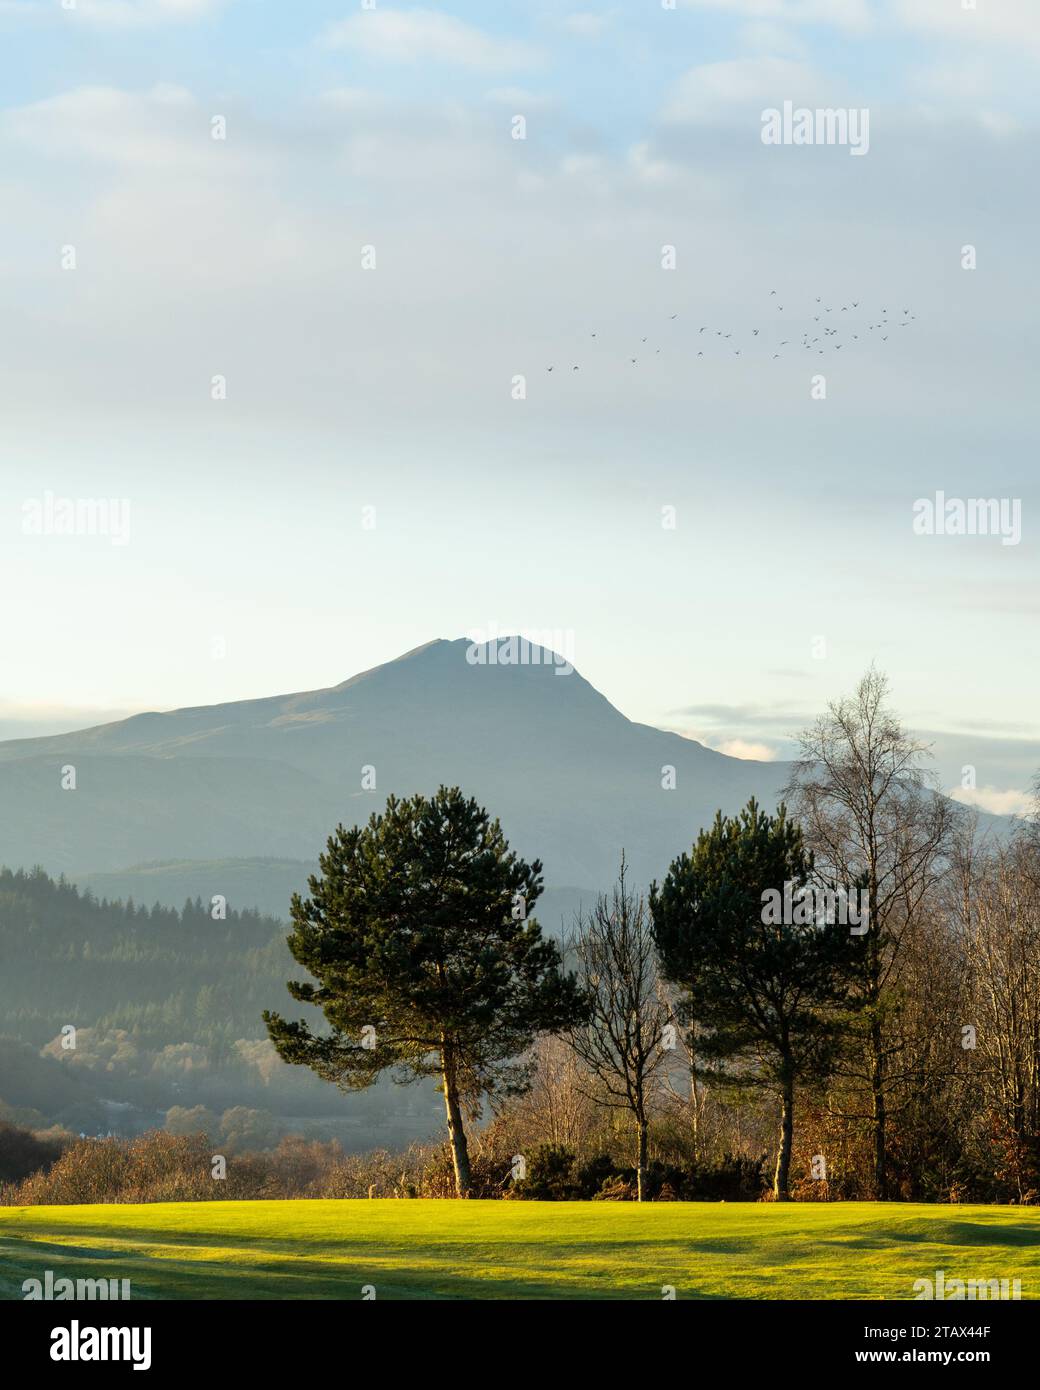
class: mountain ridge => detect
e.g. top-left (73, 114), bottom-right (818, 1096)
top-left (0, 637), bottom-right (798, 888)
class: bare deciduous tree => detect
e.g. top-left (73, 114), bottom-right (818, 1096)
top-left (567, 857), bottom-right (671, 1200)
top-left (785, 667), bottom-right (958, 1198)
top-left (963, 839), bottom-right (1040, 1198)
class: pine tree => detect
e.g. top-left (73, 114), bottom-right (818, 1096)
top-left (651, 799), bottom-right (861, 1200)
top-left (264, 786), bottom-right (589, 1195)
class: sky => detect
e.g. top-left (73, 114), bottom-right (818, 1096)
top-left (0, 0), bottom-right (1037, 814)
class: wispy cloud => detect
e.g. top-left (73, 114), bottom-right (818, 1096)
top-left (714, 738), bottom-right (778, 761)
top-left (671, 701), bottom-right (812, 732)
top-left (662, 56), bottom-right (823, 124)
top-left (679, 0), bottom-right (872, 34)
top-left (484, 86), bottom-right (557, 110)
top-left (325, 8), bottom-right (541, 71)
top-left (951, 785), bottom-right (1034, 817)
top-left (66, 0), bottom-right (230, 27)
top-left (892, 0), bottom-right (1040, 48)
top-left (561, 11), bottom-right (611, 38)
top-left (2, 85), bottom-right (218, 170)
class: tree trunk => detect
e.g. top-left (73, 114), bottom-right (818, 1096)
top-left (870, 1013), bottom-right (887, 1199)
top-left (867, 881), bottom-right (887, 1201)
top-left (773, 1074), bottom-right (795, 1201)
top-left (636, 1116), bottom-right (649, 1202)
top-left (689, 1061), bottom-right (700, 1162)
top-left (441, 1044), bottom-right (472, 1198)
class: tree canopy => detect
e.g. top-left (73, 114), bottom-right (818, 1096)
top-left (264, 785), bottom-right (588, 1194)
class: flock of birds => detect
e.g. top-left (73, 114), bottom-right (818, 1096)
top-left (543, 290), bottom-right (918, 374)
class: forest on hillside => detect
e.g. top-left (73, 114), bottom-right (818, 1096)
top-left (0, 867), bottom-right (441, 1146)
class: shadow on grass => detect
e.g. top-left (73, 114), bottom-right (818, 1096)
top-left (853, 1219), bottom-right (1040, 1250)
top-left (0, 1230), bottom-right (737, 1301)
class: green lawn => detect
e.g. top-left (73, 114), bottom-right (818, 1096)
top-left (0, 1200), bottom-right (1036, 1300)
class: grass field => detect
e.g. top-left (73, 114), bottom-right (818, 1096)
top-left (1, 1200), bottom-right (1037, 1300)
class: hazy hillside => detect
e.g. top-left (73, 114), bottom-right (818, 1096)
top-left (0, 638), bottom-right (792, 891)
top-left (74, 859), bottom-right (593, 943)
top-left (76, 859), bottom-right (322, 922)
top-left (0, 867), bottom-right (442, 1146)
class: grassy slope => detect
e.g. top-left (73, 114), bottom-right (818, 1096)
top-left (1, 1201), bottom-right (1037, 1301)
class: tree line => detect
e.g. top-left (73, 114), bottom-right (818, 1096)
top-left (266, 669), bottom-right (1040, 1203)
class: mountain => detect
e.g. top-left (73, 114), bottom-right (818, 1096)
top-left (0, 637), bottom-right (791, 893)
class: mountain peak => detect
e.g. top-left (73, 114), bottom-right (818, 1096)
top-left (0, 635), bottom-right (793, 889)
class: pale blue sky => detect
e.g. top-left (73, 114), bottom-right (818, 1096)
top-left (1, 0), bottom-right (1037, 812)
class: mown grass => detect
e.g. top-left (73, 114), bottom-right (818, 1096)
top-left (0, 1200), bottom-right (1037, 1300)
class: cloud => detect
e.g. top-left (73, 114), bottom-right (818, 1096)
top-left (1, 85), bottom-right (220, 171)
top-left (627, 140), bottom-right (688, 186)
top-left (672, 701), bottom-right (811, 732)
top-left (892, 0), bottom-right (1040, 48)
top-left (317, 87), bottom-right (379, 112)
top-left (679, 0), bottom-right (872, 33)
top-left (68, 0), bottom-right (229, 26)
top-left (0, 1), bottom-right (45, 17)
top-left (906, 56), bottom-right (1022, 131)
top-left (562, 11), bottom-right (610, 38)
top-left (951, 785), bottom-right (1034, 816)
top-left (662, 56), bottom-right (822, 123)
top-left (325, 8), bottom-right (541, 70)
top-left (737, 19), bottom-right (810, 57)
top-left (0, 701), bottom-right (138, 738)
top-left (484, 87), bottom-right (556, 110)
top-left (666, 700), bottom-right (809, 760)
top-left (714, 738), bottom-right (778, 760)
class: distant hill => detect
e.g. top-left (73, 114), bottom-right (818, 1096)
top-left (0, 866), bottom-right (442, 1146)
top-left (0, 638), bottom-right (792, 892)
top-left (76, 858), bottom-right (321, 922)
top-left (74, 858), bottom-right (594, 944)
